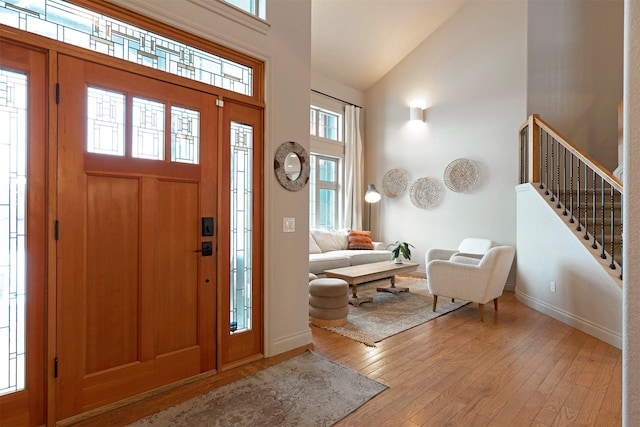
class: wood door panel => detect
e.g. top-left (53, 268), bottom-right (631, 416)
top-left (85, 175), bottom-right (140, 373)
top-left (156, 180), bottom-right (199, 355)
top-left (56, 54), bottom-right (217, 419)
top-left (81, 346), bottom-right (200, 411)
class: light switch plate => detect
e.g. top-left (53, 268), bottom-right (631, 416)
top-left (283, 217), bottom-right (295, 232)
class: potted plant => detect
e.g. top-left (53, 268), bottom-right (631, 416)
top-left (387, 241), bottom-right (414, 264)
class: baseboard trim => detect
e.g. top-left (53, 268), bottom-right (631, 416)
top-left (266, 328), bottom-right (313, 357)
top-left (515, 287), bottom-right (621, 349)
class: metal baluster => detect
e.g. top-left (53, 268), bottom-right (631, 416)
top-left (561, 145), bottom-right (567, 213)
top-left (576, 159), bottom-right (581, 230)
top-left (569, 153), bottom-right (574, 222)
top-left (620, 196), bottom-right (623, 280)
top-left (539, 128), bottom-right (543, 189)
top-left (545, 132), bottom-right (550, 195)
top-left (592, 170), bottom-right (598, 250)
top-left (550, 136), bottom-right (555, 201)
top-left (610, 184), bottom-right (616, 269)
top-left (584, 165), bottom-right (590, 241)
top-left (600, 177), bottom-right (606, 259)
top-left (556, 139), bottom-right (561, 208)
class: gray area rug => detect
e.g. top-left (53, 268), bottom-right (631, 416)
top-left (127, 350), bottom-right (387, 427)
top-left (324, 277), bottom-right (468, 346)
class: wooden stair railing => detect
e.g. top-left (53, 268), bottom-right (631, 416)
top-left (519, 115), bottom-right (623, 278)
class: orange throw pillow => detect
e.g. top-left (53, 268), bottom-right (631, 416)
top-left (347, 230), bottom-right (374, 250)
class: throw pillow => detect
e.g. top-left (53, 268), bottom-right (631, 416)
top-left (347, 230), bottom-right (374, 250)
top-left (310, 229), bottom-right (349, 252)
top-left (309, 232), bottom-right (322, 254)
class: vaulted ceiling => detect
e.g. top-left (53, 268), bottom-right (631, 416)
top-left (311, 0), bottom-right (467, 92)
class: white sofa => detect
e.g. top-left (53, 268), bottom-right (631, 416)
top-left (309, 229), bottom-right (391, 275)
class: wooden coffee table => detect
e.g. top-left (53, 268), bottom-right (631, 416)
top-left (324, 261), bottom-right (420, 306)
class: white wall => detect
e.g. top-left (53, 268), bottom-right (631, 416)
top-left (623, 0), bottom-right (640, 422)
top-left (528, 0), bottom-right (624, 171)
top-left (364, 0), bottom-right (527, 278)
top-left (107, 0), bottom-right (314, 357)
top-left (515, 184), bottom-right (622, 348)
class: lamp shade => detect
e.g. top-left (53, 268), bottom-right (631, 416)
top-left (365, 184), bottom-right (381, 203)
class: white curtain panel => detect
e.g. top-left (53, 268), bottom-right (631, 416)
top-left (344, 105), bottom-right (363, 230)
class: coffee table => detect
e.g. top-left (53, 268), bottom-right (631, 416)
top-left (324, 261), bottom-right (420, 306)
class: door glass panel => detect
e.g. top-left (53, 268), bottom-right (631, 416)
top-left (171, 106), bottom-right (199, 164)
top-left (230, 121), bottom-right (252, 333)
top-left (86, 87), bottom-right (125, 156)
top-left (0, 69), bottom-right (27, 396)
top-left (132, 97), bottom-right (165, 160)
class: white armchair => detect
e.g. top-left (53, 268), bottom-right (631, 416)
top-left (425, 237), bottom-right (494, 266)
top-left (426, 246), bottom-right (515, 321)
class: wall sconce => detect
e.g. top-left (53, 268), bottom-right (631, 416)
top-left (410, 106), bottom-right (424, 122)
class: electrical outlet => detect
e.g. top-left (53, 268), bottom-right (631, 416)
top-left (550, 281), bottom-right (556, 292)
top-left (283, 217), bottom-right (295, 232)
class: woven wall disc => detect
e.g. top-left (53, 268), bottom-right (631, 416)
top-left (409, 177), bottom-right (443, 209)
top-left (382, 168), bottom-right (408, 198)
top-left (443, 158), bottom-right (479, 192)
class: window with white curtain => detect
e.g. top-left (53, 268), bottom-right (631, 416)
top-left (309, 103), bottom-right (344, 230)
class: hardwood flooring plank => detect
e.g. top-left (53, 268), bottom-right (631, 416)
top-left (77, 292), bottom-right (622, 427)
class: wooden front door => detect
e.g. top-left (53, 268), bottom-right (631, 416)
top-left (0, 41), bottom-right (46, 427)
top-left (55, 55), bottom-right (217, 419)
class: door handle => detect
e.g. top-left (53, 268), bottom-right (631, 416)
top-left (195, 241), bottom-right (213, 256)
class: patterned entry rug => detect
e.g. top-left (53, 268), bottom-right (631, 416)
top-left (323, 276), bottom-right (468, 346)
top-left (127, 350), bottom-right (387, 427)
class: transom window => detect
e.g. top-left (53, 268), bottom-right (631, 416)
top-left (0, 0), bottom-right (253, 95)
top-left (310, 106), bottom-right (341, 142)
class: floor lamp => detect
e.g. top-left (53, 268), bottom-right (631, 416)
top-left (365, 184), bottom-right (381, 232)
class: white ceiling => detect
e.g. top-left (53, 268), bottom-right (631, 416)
top-left (311, 0), bottom-right (467, 92)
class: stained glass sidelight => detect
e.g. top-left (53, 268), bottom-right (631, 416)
top-left (86, 87), bottom-right (125, 156)
top-left (0, 69), bottom-right (27, 396)
top-left (171, 106), bottom-right (199, 164)
top-left (230, 121), bottom-right (253, 333)
top-left (132, 97), bottom-right (165, 161)
top-left (0, 0), bottom-right (253, 96)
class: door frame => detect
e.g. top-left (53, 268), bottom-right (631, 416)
top-left (0, 0), bottom-right (265, 420)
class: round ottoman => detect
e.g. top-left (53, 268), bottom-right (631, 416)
top-left (308, 278), bottom-right (349, 327)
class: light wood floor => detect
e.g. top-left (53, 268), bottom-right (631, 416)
top-left (313, 291), bottom-right (622, 427)
top-left (72, 291), bottom-right (621, 426)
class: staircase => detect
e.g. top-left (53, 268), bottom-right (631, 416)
top-left (519, 115), bottom-right (623, 278)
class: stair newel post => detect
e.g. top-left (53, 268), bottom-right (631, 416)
top-left (526, 114), bottom-right (541, 185)
top-left (519, 128), bottom-right (526, 184)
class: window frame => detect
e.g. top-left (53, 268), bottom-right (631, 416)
top-left (309, 96), bottom-right (345, 231)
